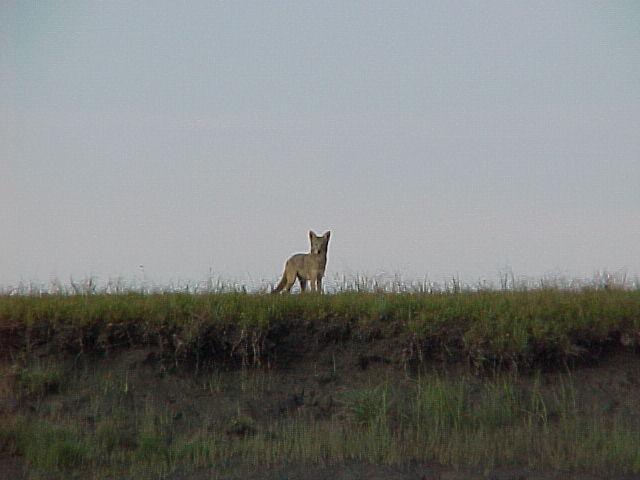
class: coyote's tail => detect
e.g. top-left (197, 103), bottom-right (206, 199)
top-left (271, 274), bottom-right (287, 294)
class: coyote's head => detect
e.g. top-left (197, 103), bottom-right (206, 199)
top-left (309, 230), bottom-right (331, 255)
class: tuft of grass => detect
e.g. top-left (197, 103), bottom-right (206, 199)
top-left (95, 420), bottom-right (137, 454)
top-left (135, 432), bottom-right (169, 464)
top-left (340, 385), bottom-right (390, 428)
top-left (226, 414), bottom-right (257, 437)
top-left (412, 374), bottom-right (469, 438)
top-left (14, 361), bottom-right (64, 399)
top-left (13, 419), bottom-right (87, 470)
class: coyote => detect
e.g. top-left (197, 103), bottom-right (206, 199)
top-left (272, 230), bottom-right (331, 294)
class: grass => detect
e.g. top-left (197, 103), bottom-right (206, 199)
top-left (13, 360), bottom-right (64, 399)
top-left (2, 289), bottom-right (640, 477)
top-left (1, 289), bottom-right (639, 369)
top-left (1, 418), bottom-right (88, 472)
top-left (2, 366), bottom-right (640, 478)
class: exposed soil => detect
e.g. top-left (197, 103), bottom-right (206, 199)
top-left (0, 455), bottom-right (24, 480)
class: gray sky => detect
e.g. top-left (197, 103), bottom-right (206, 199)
top-left (2, 1), bottom-right (639, 288)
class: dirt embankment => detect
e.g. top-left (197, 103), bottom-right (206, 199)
top-left (1, 313), bottom-right (633, 375)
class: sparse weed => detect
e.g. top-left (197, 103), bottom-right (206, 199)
top-left (340, 385), bottom-right (390, 428)
top-left (14, 361), bottom-right (64, 399)
top-left (14, 419), bottom-right (87, 471)
top-left (413, 375), bottom-right (469, 434)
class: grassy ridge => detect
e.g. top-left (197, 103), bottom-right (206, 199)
top-left (1, 289), bottom-right (639, 369)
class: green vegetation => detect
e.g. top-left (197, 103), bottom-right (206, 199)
top-left (1, 289), bottom-right (640, 478)
top-left (1, 289), bottom-right (639, 369)
top-left (1, 365), bottom-right (640, 478)
top-left (13, 360), bottom-right (64, 399)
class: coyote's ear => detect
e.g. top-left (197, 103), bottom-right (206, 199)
top-left (324, 231), bottom-right (331, 239)
top-left (309, 230), bottom-right (317, 239)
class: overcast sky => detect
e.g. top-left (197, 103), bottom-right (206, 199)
top-left (2, 1), bottom-right (639, 289)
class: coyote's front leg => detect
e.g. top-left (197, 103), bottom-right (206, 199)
top-left (309, 274), bottom-right (322, 293)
